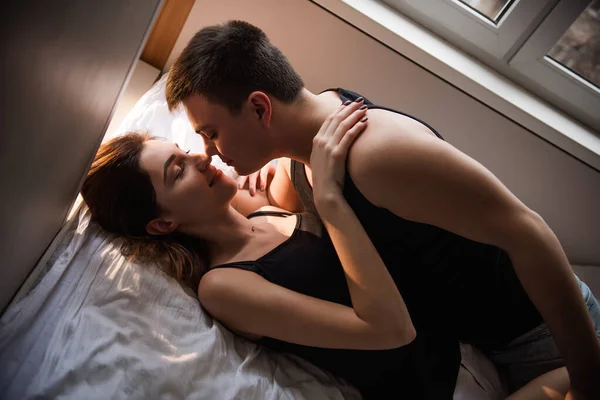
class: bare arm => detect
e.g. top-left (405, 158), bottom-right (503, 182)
top-left (198, 102), bottom-right (415, 350)
top-left (348, 125), bottom-right (600, 397)
top-left (318, 197), bottom-right (415, 340)
top-left (508, 367), bottom-right (570, 400)
top-left (310, 100), bottom-right (415, 345)
top-left (199, 268), bottom-right (413, 350)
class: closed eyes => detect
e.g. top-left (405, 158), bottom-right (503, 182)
top-left (205, 132), bottom-right (217, 141)
top-left (176, 150), bottom-right (191, 180)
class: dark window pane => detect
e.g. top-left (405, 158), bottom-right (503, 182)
top-left (547, 0), bottom-right (600, 89)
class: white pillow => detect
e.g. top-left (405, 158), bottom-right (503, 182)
top-left (108, 74), bottom-right (237, 178)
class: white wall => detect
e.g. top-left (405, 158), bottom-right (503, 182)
top-left (165, 0), bottom-right (600, 269)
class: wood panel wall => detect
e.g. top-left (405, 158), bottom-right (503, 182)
top-left (141, 0), bottom-right (195, 70)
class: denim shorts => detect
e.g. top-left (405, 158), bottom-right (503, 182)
top-left (486, 276), bottom-right (600, 393)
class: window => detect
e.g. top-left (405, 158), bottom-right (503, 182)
top-left (381, 0), bottom-right (600, 131)
top-left (547, 3), bottom-right (600, 89)
top-left (458, 0), bottom-right (515, 23)
top-left (510, 0), bottom-right (599, 128)
top-left (382, 0), bottom-right (556, 59)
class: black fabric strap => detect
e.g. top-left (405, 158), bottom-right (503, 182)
top-left (247, 210), bottom-right (293, 219)
top-left (290, 160), bottom-right (320, 216)
top-left (209, 261), bottom-right (265, 277)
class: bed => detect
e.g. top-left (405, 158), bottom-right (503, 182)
top-left (0, 75), bottom-right (360, 400)
top-left (3, 71), bottom-right (590, 400)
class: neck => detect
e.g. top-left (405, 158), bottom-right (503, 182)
top-left (271, 88), bottom-right (341, 165)
top-left (181, 206), bottom-right (255, 264)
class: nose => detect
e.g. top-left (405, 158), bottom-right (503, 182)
top-left (204, 141), bottom-right (219, 157)
top-left (192, 153), bottom-right (212, 171)
top-left (204, 141), bottom-right (229, 163)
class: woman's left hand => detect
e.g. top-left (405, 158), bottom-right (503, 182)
top-left (236, 160), bottom-right (277, 196)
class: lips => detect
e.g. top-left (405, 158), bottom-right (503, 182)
top-left (208, 168), bottom-right (222, 187)
top-left (207, 167), bottom-right (217, 187)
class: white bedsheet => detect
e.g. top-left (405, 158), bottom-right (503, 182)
top-left (0, 207), bottom-right (506, 400)
top-left (0, 208), bottom-right (358, 399)
top-left (0, 75), bottom-right (358, 400)
top-left (1, 73), bottom-right (512, 400)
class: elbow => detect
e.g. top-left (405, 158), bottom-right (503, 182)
top-left (378, 323), bottom-right (417, 349)
top-left (495, 207), bottom-right (550, 253)
top-left (397, 324), bottom-right (417, 346)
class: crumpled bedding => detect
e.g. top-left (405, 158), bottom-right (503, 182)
top-left (0, 74), bottom-right (358, 400)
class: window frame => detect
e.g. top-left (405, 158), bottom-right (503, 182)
top-left (377, 0), bottom-right (599, 131)
top-left (310, 0), bottom-right (600, 168)
top-left (509, 0), bottom-right (599, 128)
top-left (382, 0), bottom-right (558, 59)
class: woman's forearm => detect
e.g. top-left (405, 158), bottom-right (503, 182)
top-left (318, 195), bottom-right (415, 343)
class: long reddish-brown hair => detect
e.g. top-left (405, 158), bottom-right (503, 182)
top-left (81, 132), bottom-right (207, 290)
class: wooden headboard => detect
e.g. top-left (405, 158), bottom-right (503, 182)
top-left (141, 0), bottom-right (196, 70)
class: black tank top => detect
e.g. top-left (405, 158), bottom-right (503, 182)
top-left (291, 88), bottom-right (543, 350)
top-left (210, 210), bottom-right (460, 399)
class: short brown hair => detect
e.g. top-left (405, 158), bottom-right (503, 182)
top-left (166, 20), bottom-right (304, 113)
top-left (82, 133), bottom-right (207, 290)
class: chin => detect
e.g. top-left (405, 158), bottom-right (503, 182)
top-left (234, 162), bottom-right (266, 177)
top-left (223, 175), bottom-right (239, 193)
top-left (225, 178), bottom-right (239, 193)
top-left (233, 165), bottom-right (253, 176)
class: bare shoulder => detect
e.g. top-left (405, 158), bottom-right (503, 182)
top-left (198, 268), bottom-right (264, 340)
top-left (346, 108), bottom-right (532, 249)
top-left (348, 109), bottom-right (439, 166)
top-left (280, 157), bottom-right (293, 176)
top-left (273, 157), bottom-right (294, 182)
top-left (198, 268), bottom-right (251, 319)
top-left (347, 109), bottom-right (441, 206)
top-left (199, 263), bottom-right (258, 294)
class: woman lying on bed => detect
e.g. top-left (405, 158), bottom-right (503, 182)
top-left (82, 101), bottom-right (571, 399)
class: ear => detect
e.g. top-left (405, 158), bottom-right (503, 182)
top-left (145, 218), bottom-right (179, 236)
top-left (248, 91), bottom-right (272, 127)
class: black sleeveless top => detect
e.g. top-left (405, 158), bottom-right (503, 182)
top-left (290, 88), bottom-right (543, 350)
top-left (210, 210), bottom-right (460, 399)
